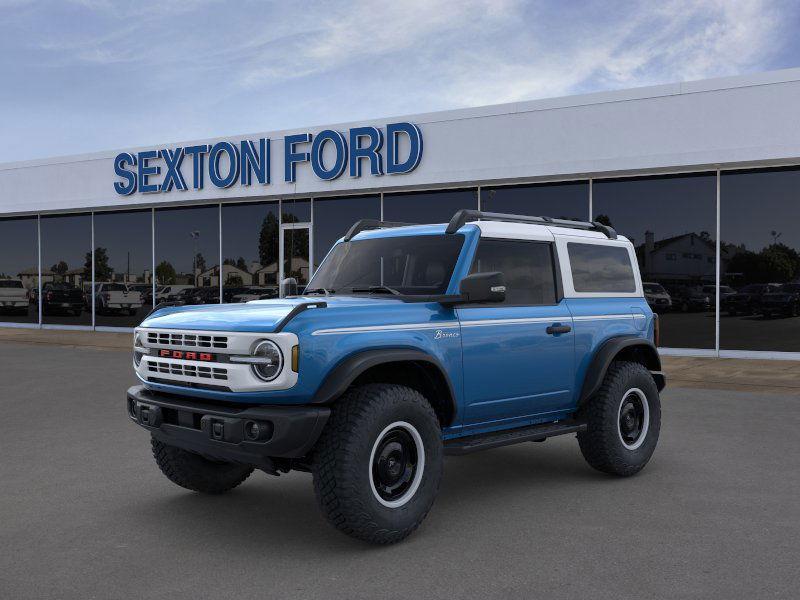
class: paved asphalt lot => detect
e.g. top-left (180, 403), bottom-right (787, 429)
top-left (1, 342), bottom-right (798, 600)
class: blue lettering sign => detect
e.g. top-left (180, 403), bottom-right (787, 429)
top-left (284, 133), bottom-right (311, 183)
top-left (349, 127), bottom-right (384, 177)
top-left (113, 123), bottom-right (422, 195)
top-left (159, 148), bottom-right (187, 192)
top-left (241, 139), bottom-right (269, 186)
top-left (311, 130), bottom-right (348, 181)
top-left (386, 122), bottom-right (423, 175)
top-left (113, 152), bottom-right (137, 195)
top-left (137, 150), bottom-right (161, 193)
top-left (208, 142), bottom-right (240, 188)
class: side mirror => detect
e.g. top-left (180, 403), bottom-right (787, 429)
top-left (458, 272), bottom-right (506, 304)
top-left (281, 277), bottom-right (298, 297)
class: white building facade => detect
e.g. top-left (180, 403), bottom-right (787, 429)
top-left (2, 68), bottom-right (800, 358)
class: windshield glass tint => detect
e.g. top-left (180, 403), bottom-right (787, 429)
top-left (309, 234), bottom-right (464, 295)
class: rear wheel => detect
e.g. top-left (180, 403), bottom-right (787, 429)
top-left (578, 361), bottom-right (661, 477)
top-left (312, 383), bottom-right (443, 544)
top-left (151, 437), bottom-right (253, 494)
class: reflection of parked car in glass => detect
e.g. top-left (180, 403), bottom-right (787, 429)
top-left (157, 285), bottom-right (194, 303)
top-left (712, 285), bottom-right (736, 301)
top-left (643, 282), bottom-right (672, 312)
top-left (232, 286), bottom-right (279, 302)
top-left (127, 284), bottom-right (153, 306)
top-left (222, 286), bottom-right (249, 303)
top-left (94, 283), bottom-right (143, 316)
top-left (41, 282), bottom-right (84, 315)
top-left (760, 283), bottom-right (800, 318)
top-left (670, 286), bottom-right (711, 312)
top-left (184, 287), bottom-right (219, 305)
top-left (722, 283), bottom-right (781, 316)
top-left (0, 279), bottom-right (30, 314)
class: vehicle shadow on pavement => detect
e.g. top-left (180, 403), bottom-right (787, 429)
top-left (122, 437), bottom-right (619, 552)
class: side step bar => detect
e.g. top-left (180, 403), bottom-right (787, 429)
top-left (444, 419), bottom-right (587, 455)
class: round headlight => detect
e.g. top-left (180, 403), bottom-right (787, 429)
top-left (251, 340), bottom-right (283, 382)
top-left (133, 333), bottom-right (144, 367)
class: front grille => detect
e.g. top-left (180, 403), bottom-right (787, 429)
top-left (146, 359), bottom-right (228, 380)
top-left (147, 331), bottom-right (228, 349)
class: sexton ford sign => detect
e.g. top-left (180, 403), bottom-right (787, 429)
top-left (112, 122), bottom-right (423, 196)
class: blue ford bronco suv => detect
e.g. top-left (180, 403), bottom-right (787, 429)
top-left (128, 209), bottom-right (665, 544)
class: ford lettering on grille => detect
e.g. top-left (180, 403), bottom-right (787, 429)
top-left (158, 349), bottom-right (215, 361)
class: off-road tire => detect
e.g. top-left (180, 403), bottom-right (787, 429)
top-left (151, 437), bottom-right (253, 494)
top-left (578, 361), bottom-right (661, 476)
top-left (312, 383), bottom-right (443, 544)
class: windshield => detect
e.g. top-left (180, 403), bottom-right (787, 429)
top-left (308, 234), bottom-right (464, 296)
top-left (0, 280), bottom-right (23, 288)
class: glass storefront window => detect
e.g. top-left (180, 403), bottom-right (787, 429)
top-left (155, 206), bottom-right (220, 305)
top-left (721, 168), bottom-right (800, 352)
top-left (282, 198), bottom-right (311, 223)
top-left (93, 210), bottom-right (153, 328)
top-left (481, 181), bottom-right (589, 221)
top-left (40, 213), bottom-right (92, 326)
top-left (0, 217), bottom-right (39, 324)
top-left (593, 174), bottom-right (717, 349)
top-left (313, 195), bottom-right (380, 269)
top-left (220, 201), bottom-right (279, 302)
top-left (383, 189), bottom-right (478, 224)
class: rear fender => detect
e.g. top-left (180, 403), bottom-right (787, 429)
top-left (579, 336), bottom-right (664, 407)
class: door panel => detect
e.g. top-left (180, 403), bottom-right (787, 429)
top-left (458, 303), bottom-right (575, 430)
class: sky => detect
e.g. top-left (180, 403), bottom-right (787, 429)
top-left (1, 0), bottom-right (799, 163)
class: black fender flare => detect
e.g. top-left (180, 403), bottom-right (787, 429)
top-left (578, 336), bottom-right (665, 407)
top-left (310, 348), bottom-right (458, 424)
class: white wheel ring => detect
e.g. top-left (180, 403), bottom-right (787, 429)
top-left (617, 388), bottom-right (650, 451)
top-left (368, 421), bottom-right (426, 508)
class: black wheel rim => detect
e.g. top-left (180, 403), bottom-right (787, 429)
top-left (371, 428), bottom-right (418, 503)
top-left (619, 392), bottom-right (645, 446)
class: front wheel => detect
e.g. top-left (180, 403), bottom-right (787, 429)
top-left (577, 361), bottom-right (661, 477)
top-left (312, 383), bottom-right (443, 544)
top-left (151, 437), bottom-right (253, 494)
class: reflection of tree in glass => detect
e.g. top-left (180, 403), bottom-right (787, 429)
top-left (223, 257), bottom-right (249, 273)
top-left (85, 247), bottom-right (113, 282)
top-left (726, 243), bottom-right (800, 285)
top-left (594, 214), bottom-right (614, 228)
top-left (51, 261), bottom-right (68, 276)
top-left (194, 253), bottom-right (206, 273)
top-left (258, 213), bottom-right (279, 268)
top-left (156, 261), bottom-right (177, 285)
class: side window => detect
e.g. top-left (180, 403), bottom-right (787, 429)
top-left (567, 242), bottom-right (636, 293)
top-left (469, 239), bottom-right (557, 305)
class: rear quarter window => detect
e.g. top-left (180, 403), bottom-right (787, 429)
top-left (568, 242), bottom-right (636, 293)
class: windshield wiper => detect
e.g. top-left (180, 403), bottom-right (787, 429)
top-left (351, 285), bottom-right (401, 296)
top-left (304, 287), bottom-right (335, 296)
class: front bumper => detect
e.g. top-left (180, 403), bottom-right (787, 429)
top-left (127, 385), bottom-right (329, 466)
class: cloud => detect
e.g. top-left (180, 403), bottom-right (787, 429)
top-left (0, 0), bottom-right (795, 161)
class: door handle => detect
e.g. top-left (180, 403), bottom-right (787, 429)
top-left (546, 324), bottom-right (572, 335)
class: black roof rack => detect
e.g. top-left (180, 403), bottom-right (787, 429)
top-left (445, 209), bottom-right (617, 239)
top-left (343, 219), bottom-right (416, 242)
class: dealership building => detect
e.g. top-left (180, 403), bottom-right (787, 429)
top-left (1, 68), bottom-right (800, 359)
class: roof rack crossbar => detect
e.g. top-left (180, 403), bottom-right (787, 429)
top-left (343, 219), bottom-right (416, 242)
top-left (445, 209), bottom-right (617, 239)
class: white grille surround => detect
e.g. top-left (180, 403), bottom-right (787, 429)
top-left (134, 328), bottom-right (298, 392)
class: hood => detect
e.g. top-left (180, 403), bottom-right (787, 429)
top-left (140, 295), bottom-right (408, 332)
